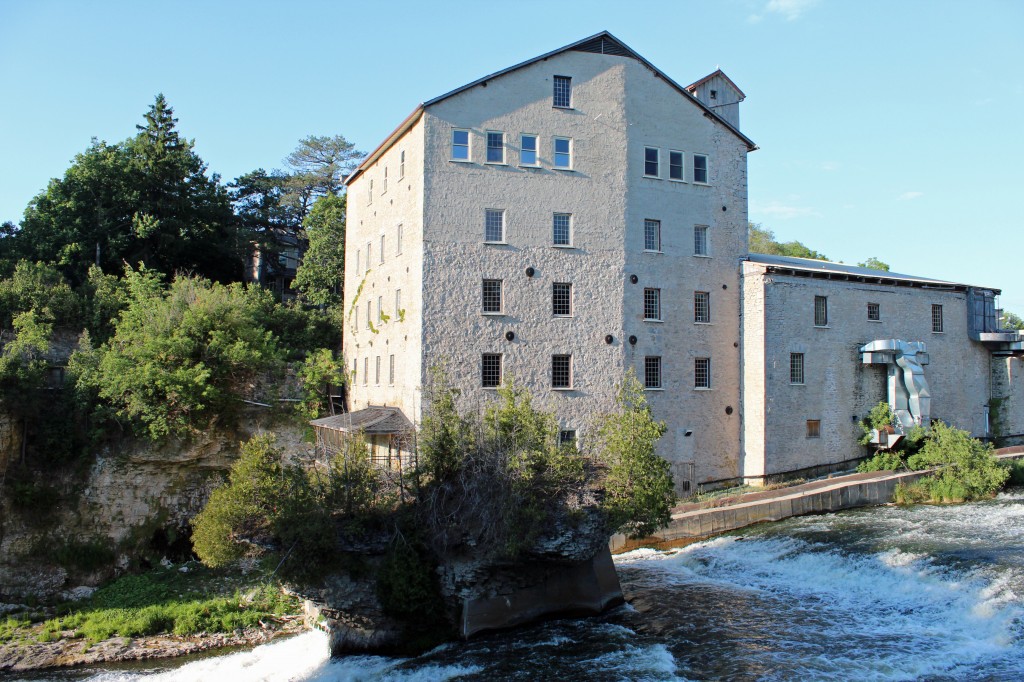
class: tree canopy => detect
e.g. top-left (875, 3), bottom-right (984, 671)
top-left (748, 222), bottom-right (829, 261)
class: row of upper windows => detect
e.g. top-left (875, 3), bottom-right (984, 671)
top-left (812, 296), bottom-right (945, 332)
top-left (480, 353), bottom-right (713, 391)
top-left (480, 280), bottom-right (713, 323)
top-left (354, 225), bottom-right (404, 274)
top-left (644, 147), bottom-right (710, 184)
top-left (366, 150), bottom-right (407, 204)
top-left (354, 289), bottom-right (402, 331)
top-left (453, 129), bottom-right (574, 170)
top-left (355, 354), bottom-right (397, 386)
top-left (484, 210), bottom-right (711, 254)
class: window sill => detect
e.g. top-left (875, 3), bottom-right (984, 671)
top-left (645, 387), bottom-right (664, 392)
top-left (642, 174), bottom-right (661, 180)
top-left (790, 383), bottom-right (805, 386)
top-left (644, 318), bottom-right (664, 323)
top-left (693, 254), bottom-right (711, 259)
top-left (694, 321), bottom-right (713, 325)
top-left (669, 178), bottom-right (687, 183)
top-left (644, 249), bottom-right (663, 254)
top-left (868, 319), bottom-right (882, 323)
top-left (693, 181), bottom-right (711, 187)
top-left (551, 387), bottom-right (574, 392)
top-left (482, 386), bottom-right (500, 390)
top-left (693, 387), bottom-right (713, 392)
top-left (552, 167), bottom-right (575, 172)
top-left (552, 244), bottom-right (575, 249)
top-left (485, 161), bottom-right (507, 166)
top-left (553, 314), bottom-right (573, 319)
top-left (483, 241), bottom-right (508, 246)
top-left (932, 331), bottom-right (945, 334)
top-left (519, 163), bottom-right (541, 169)
top-left (553, 105), bottom-right (574, 110)
top-left (814, 325), bottom-right (830, 329)
top-left (450, 158), bottom-right (473, 163)
top-left (481, 312), bottom-right (505, 317)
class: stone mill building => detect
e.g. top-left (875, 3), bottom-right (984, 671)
top-left (338, 31), bottom-right (1024, 492)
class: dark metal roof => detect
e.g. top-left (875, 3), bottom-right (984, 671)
top-left (746, 253), bottom-right (999, 293)
top-left (310, 406), bottom-right (413, 435)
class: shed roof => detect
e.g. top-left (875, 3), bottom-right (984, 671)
top-left (746, 253), bottom-right (999, 293)
top-left (310, 406), bottom-right (413, 435)
top-left (345, 31), bottom-right (756, 186)
top-left (686, 68), bottom-right (747, 100)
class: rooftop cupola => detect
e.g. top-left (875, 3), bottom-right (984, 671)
top-left (686, 69), bottom-right (745, 131)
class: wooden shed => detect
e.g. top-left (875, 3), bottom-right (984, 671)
top-left (310, 406), bottom-right (415, 470)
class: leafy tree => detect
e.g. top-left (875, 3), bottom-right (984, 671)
top-left (76, 268), bottom-right (286, 440)
top-left (294, 194), bottom-right (346, 306)
top-left (857, 256), bottom-right (891, 271)
top-left (1001, 311), bottom-right (1024, 331)
top-left (297, 347), bottom-right (346, 419)
top-left (14, 95), bottom-right (239, 284)
top-left (0, 261), bottom-right (83, 329)
top-left (0, 311), bottom-right (55, 463)
top-left (594, 370), bottom-right (675, 538)
top-left (748, 222), bottom-right (829, 261)
top-left (282, 135), bottom-right (364, 217)
top-left (903, 421), bottom-right (1009, 502)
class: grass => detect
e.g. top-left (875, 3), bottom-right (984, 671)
top-left (0, 562), bottom-right (303, 646)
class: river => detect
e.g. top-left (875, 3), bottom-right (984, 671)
top-left (13, 490), bottom-right (1024, 681)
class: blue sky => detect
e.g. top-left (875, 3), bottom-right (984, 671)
top-left (2, 0), bottom-right (1022, 310)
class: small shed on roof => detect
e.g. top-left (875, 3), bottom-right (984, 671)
top-left (310, 406), bottom-right (414, 463)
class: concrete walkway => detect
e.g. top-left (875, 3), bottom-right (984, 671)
top-left (610, 446), bottom-right (1024, 553)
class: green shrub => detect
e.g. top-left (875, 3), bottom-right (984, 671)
top-left (857, 450), bottom-right (905, 473)
top-left (376, 534), bottom-right (445, 626)
top-left (52, 538), bottom-right (116, 573)
top-left (1007, 458), bottom-right (1024, 486)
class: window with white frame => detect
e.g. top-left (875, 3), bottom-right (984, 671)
top-left (396, 224), bottom-right (403, 255)
top-left (695, 357), bottom-right (711, 389)
top-left (482, 279), bottom-right (503, 314)
top-left (552, 282), bottom-right (572, 316)
top-left (379, 235), bottom-right (385, 264)
top-left (868, 302), bottom-right (880, 321)
top-left (790, 353), bottom-right (805, 384)
top-left (644, 147), bottom-right (660, 177)
top-left (485, 209), bottom-right (505, 243)
top-left (807, 419), bottom-right (821, 438)
top-left (644, 219), bottom-right (661, 252)
top-left (553, 137), bottom-right (572, 169)
top-left (693, 153), bottom-right (709, 184)
top-left (399, 150), bottom-right (405, 179)
top-left (552, 354), bottom-right (572, 389)
top-left (694, 291), bottom-right (711, 323)
top-left (814, 296), bottom-right (828, 327)
top-left (389, 355), bottom-right (395, 385)
top-left (482, 353), bottom-right (502, 388)
top-left (644, 288), bottom-right (661, 321)
top-left (932, 304), bottom-right (944, 332)
top-left (694, 225), bottom-right (708, 256)
top-left (520, 134), bottom-right (538, 166)
top-left (553, 213), bottom-right (572, 246)
top-left (451, 129), bottom-right (470, 160)
top-left (486, 131), bottom-right (505, 163)
top-left (644, 356), bottom-right (662, 389)
top-left (669, 150), bottom-right (685, 181)
top-left (553, 75), bottom-right (572, 108)
top-left (375, 356), bottom-right (381, 385)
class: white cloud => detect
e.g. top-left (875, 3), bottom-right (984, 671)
top-left (898, 191), bottom-right (924, 201)
top-left (750, 0), bottom-right (819, 22)
top-left (751, 200), bottom-right (821, 220)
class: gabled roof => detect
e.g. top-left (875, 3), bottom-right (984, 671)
top-left (311, 406), bottom-right (414, 435)
top-left (747, 253), bottom-right (998, 293)
top-left (686, 68), bottom-right (746, 100)
top-left (346, 31), bottom-right (756, 186)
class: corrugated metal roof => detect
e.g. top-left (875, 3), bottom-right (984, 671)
top-left (310, 406), bottom-right (413, 435)
top-left (747, 253), bottom-right (999, 292)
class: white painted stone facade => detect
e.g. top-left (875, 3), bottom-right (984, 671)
top-left (343, 32), bottom-right (1019, 490)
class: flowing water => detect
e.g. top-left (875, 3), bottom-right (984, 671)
top-left (13, 491), bottom-right (1024, 681)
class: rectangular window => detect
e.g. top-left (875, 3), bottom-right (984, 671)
top-left (695, 357), bottom-right (711, 389)
top-left (379, 235), bottom-right (385, 264)
top-left (644, 288), bottom-right (661, 321)
top-left (486, 131), bottom-right (504, 163)
top-left (932, 304), bottom-right (944, 332)
top-left (553, 75), bottom-right (572, 108)
top-left (368, 178), bottom-right (373, 205)
top-left (375, 356), bottom-right (381, 385)
top-left (807, 420), bottom-right (821, 438)
top-left (363, 357), bottom-right (368, 385)
top-left (694, 291), bottom-right (711, 323)
top-left (553, 213), bottom-right (572, 246)
top-left (552, 282), bottom-right (572, 316)
top-left (482, 353), bottom-right (502, 388)
top-left (352, 358), bottom-right (357, 384)
top-left (396, 224), bottom-right (403, 255)
top-left (868, 302), bottom-right (880, 321)
top-left (356, 249), bottom-right (360, 274)
top-left (520, 134), bottom-right (538, 165)
top-left (366, 242), bottom-right (371, 271)
top-left (669, 150), bottom-right (685, 181)
top-left (354, 305), bottom-right (358, 330)
top-left (377, 295), bottom-right (383, 323)
top-left (644, 147), bottom-right (660, 177)
top-left (382, 167), bottom-right (388, 193)
top-left (366, 300), bottom-right (371, 328)
top-left (790, 353), bottom-right (805, 384)
top-left (389, 355), bottom-right (395, 385)
top-left (558, 429), bottom-right (577, 448)
top-left (553, 137), bottom-right (572, 169)
top-left (814, 296), bottom-right (828, 327)
top-left (482, 279), bottom-right (503, 314)
top-left (395, 289), bottom-right (401, 317)
top-left (451, 129), bottom-right (470, 160)
top-left (644, 356), bottom-right (662, 389)
top-left (485, 209), bottom-right (505, 243)
top-left (399, 150), bottom-right (405, 179)
top-left (552, 354), bottom-right (572, 389)
top-left (693, 154), bottom-right (709, 184)
top-left (694, 225), bottom-right (708, 256)
top-left (644, 219), bottom-right (661, 252)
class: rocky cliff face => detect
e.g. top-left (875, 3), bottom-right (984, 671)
top-left (0, 411), bottom-right (310, 601)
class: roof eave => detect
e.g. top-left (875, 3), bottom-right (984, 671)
top-left (345, 106), bottom-right (425, 187)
